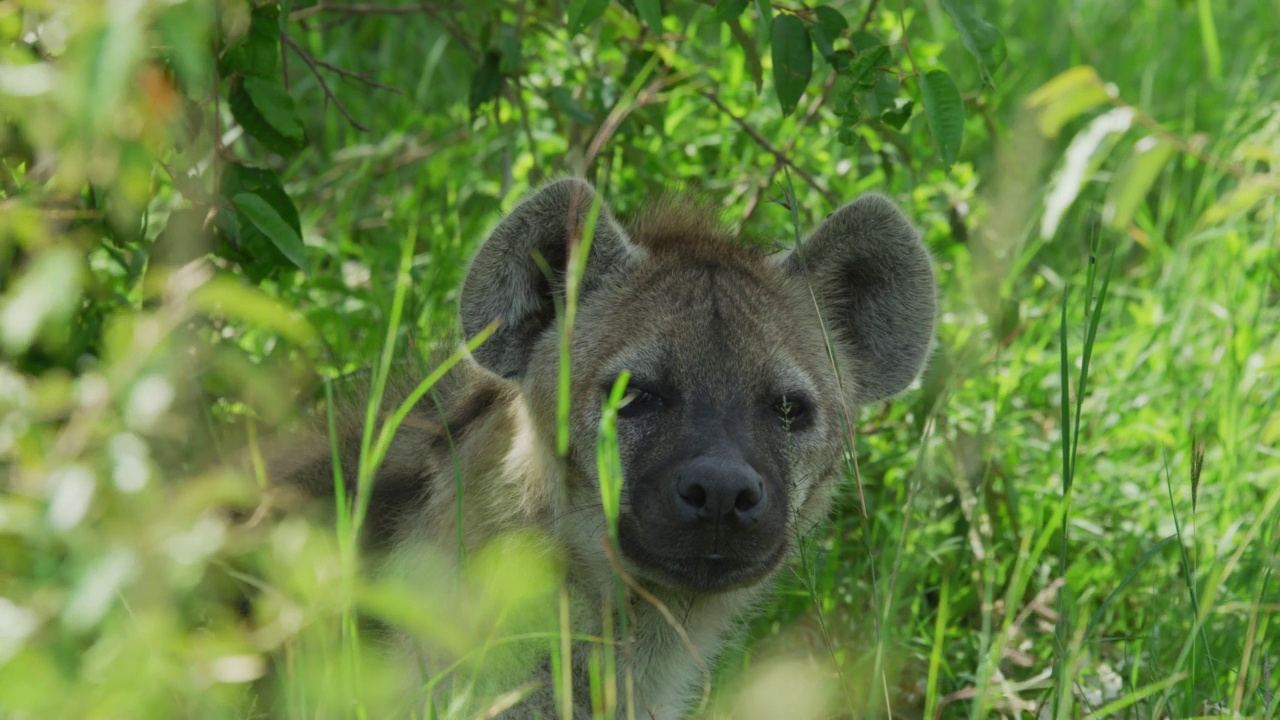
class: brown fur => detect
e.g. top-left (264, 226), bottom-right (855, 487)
top-left (275, 179), bottom-right (937, 718)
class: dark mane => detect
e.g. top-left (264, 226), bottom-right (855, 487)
top-left (626, 192), bottom-right (763, 262)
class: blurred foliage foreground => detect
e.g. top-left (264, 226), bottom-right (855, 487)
top-left (1, 0), bottom-right (1279, 718)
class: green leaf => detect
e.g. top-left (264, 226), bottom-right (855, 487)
top-left (848, 30), bottom-right (882, 53)
top-left (567, 0), bottom-right (610, 34)
top-left (939, 0), bottom-right (1006, 86)
top-left (770, 14), bottom-right (812, 116)
top-left (220, 163), bottom-right (303, 279)
top-left (221, 163), bottom-right (299, 231)
top-left (709, 0), bottom-right (749, 23)
top-left (498, 24), bottom-right (521, 74)
top-left (1103, 137), bottom-right (1175, 230)
top-left (810, 6), bottom-right (847, 60)
top-left (865, 73), bottom-right (900, 115)
top-left (633, 0), bottom-right (662, 30)
top-left (229, 78), bottom-right (306, 156)
top-left (469, 51), bottom-right (503, 118)
top-left (754, 0), bottom-right (773, 50)
top-left (232, 193), bottom-right (309, 273)
top-left (814, 6), bottom-right (849, 33)
top-left (218, 3), bottom-right (280, 78)
top-left (549, 86), bottom-right (594, 124)
top-left (1026, 66), bottom-right (1113, 138)
top-left (241, 76), bottom-right (303, 139)
top-left (920, 69), bottom-right (964, 169)
top-left (848, 44), bottom-right (890, 89)
top-left (881, 100), bottom-right (915, 130)
top-left (833, 75), bottom-right (861, 118)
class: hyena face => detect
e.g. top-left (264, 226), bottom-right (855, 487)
top-left (460, 179), bottom-right (935, 594)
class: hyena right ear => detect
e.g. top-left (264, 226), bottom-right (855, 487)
top-left (460, 178), bottom-right (635, 379)
top-left (782, 193), bottom-right (937, 405)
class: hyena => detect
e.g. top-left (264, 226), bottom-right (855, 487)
top-left (277, 178), bottom-right (936, 718)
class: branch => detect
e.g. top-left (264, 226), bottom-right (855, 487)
top-left (303, 50), bottom-right (402, 94)
top-left (699, 88), bottom-right (840, 208)
top-left (292, 2), bottom-right (441, 20)
top-left (860, 0), bottom-right (880, 30)
top-left (282, 34), bottom-right (371, 132)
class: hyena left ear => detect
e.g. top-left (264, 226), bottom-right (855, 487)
top-left (460, 178), bottom-right (635, 379)
top-left (782, 193), bottom-right (937, 405)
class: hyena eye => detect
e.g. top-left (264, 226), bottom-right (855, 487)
top-left (773, 395), bottom-right (811, 430)
top-left (617, 386), bottom-right (662, 417)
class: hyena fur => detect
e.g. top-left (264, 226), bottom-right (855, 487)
top-left (275, 178), bottom-right (937, 718)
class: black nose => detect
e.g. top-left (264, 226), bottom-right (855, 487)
top-left (673, 458), bottom-right (767, 528)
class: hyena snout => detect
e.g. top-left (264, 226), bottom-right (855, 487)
top-left (672, 457), bottom-right (768, 531)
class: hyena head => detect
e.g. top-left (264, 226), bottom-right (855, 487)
top-left (459, 179), bottom-right (935, 593)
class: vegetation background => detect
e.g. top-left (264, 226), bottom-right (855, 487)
top-left (0, 0), bottom-right (1276, 717)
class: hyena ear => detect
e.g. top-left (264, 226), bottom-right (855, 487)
top-left (783, 193), bottom-right (937, 405)
top-left (460, 178), bottom-right (635, 378)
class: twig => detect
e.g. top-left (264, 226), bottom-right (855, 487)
top-left (860, 0), bottom-right (881, 30)
top-left (300, 50), bottom-right (402, 94)
top-left (699, 88), bottom-right (840, 207)
top-left (282, 34), bottom-right (370, 132)
top-left (583, 72), bottom-right (683, 171)
top-left (897, 0), bottom-right (921, 78)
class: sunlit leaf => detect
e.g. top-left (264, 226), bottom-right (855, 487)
top-left (770, 14), bottom-right (812, 116)
top-left (940, 0), bottom-right (1007, 86)
top-left (1041, 107), bottom-right (1134, 238)
top-left (233, 193), bottom-right (310, 273)
top-left (1026, 66), bottom-right (1114, 137)
top-left (62, 548), bottom-right (136, 631)
top-left (0, 247), bottom-right (83, 355)
top-left (187, 275), bottom-right (317, 348)
top-left (1103, 136), bottom-right (1175, 229)
top-left (920, 69), bottom-right (964, 169)
top-left (1195, 175), bottom-right (1280, 229)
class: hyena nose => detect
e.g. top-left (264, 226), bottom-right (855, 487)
top-left (673, 459), bottom-right (768, 529)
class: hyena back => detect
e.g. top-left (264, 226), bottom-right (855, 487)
top-left (278, 178), bottom-right (937, 718)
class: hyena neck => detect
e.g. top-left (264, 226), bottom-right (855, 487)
top-left (563, 574), bottom-right (766, 718)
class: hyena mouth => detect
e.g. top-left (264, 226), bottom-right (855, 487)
top-left (615, 517), bottom-right (792, 593)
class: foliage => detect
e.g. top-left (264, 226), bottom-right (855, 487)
top-left (1, 0), bottom-right (1278, 718)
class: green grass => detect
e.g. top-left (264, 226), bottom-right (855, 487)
top-left (1, 0), bottom-right (1277, 717)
